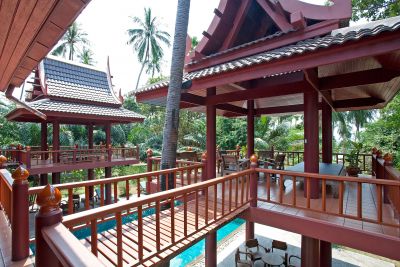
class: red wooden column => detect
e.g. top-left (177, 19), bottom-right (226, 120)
top-left (40, 122), bottom-right (48, 185)
top-left (302, 90), bottom-right (320, 267)
top-left (247, 100), bottom-right (255, 158)
top-left (88, 124), bottom-right (94, 200)
top-left (322, 100), bottom-right (333, 164)
top-left (246, 155), bottom-right (258, 240)
top-left (105, 124), bottom-right (112, 204)
top-left (205, 87), bottom-right (217, 267)
top-left (52, 122), bottom-right (60, 184)
top-left (321, 100), bottom-right (332, 267)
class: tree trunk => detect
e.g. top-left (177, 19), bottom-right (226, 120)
top-left (135, 62), bottom-right (146, 90)
top-left (160, 0), bottom-right (191, 191)
top-left (135, 43), bottom-right (150, 90)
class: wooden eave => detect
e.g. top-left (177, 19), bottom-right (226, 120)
top-left (0, 0), bottom-right (91, 92)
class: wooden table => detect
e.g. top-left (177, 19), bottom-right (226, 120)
top-left (262, 253), bottom-right (284, 266)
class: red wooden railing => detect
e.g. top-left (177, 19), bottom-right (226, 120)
top-left (147, 156), bottom-right (202, 172)
top-left (256, 150), bottom-right (373, 173)
top-left (0, 169), bottom-right (13, 223)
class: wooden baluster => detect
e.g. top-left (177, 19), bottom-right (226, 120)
top-left (187, 168), bottom-right (191, 185)
top-left (246, 174), bottom-right (250, 202)
top-left (194, 168), bottom-right (198, 183)
top-left (171, 196), bottom-right (175, 243)
top-left (363, 155), bottom-right (366, 172)
top-left (137, 178), bottom-right (141, 197)
top-left (267, 173), bottom-right (271, 202)
top-left (336, 154), bottom-right (339, 164)
top-left (68, 188), bottom-right (73, 214)
top-left (357, 182), bottom-right (362, 219)
top-left (205, 187), bottom-right (209, 224)
top-left (221, 181), bottom-right (225, 215)
top-left (155, 201), bottom-right (161, 251)
top-left (322, 179), bottom-right (326, 212)
top-left (306, 177), bottom-right (311, 209)
top-left (166, 173), bottom-right (169, 190)
top-left (126, 180), bottom-right (130, 200)
top-left (157, 175), bottom-right (160, 192)
top-left (85, 186), bottom-right (90, 210)
top-left (195, 189), bottom-right (199, 230)
top-left (292, 176), bottom-right (296, 206)
top-left (138, 205), bottom-right (143, 261)
top-left (240, 175), bottom-right (245, 205)
top-left (113, 182), bottom-right (118, 203)
top-left (184, 193), bottom-right (188, 237)
top-left (91, 219), bottom-right (98, 256)
top-left (339, 181), bottom-right (344, 215)
top-left (376, 184), bottom-right (383, 223)
top-left (229, 179), bottom-right (232, 212)
top-left (100, 184), bottom-right (104, 206)
top-left (181, 170), bottom-right (184, 187)
top-left (214, 184), bottom-right (217, 221)
top-left (235, 177), bottom-right (239, 209)
top-left (279, 174), bottom-right (284, 204)
top-left (116, 212), bottom-right (123, 267)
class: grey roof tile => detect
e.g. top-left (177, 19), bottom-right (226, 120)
top-left (135, 15), bottom-right (400, 95)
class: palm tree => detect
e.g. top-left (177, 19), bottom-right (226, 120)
top-left (160, 0), bottom-right (191, 191)
top-left (333, 112), bottom-right (351, 151)
top-left (145, 57), bottom-right (161, 78)
top-left (347, 110), bottom-right (375, 140)
top-left (127, 8), bottom-right (171, 90)
top-left (52, 22), bottom-right (89, 60)
top-left (78, 47), bottom-right (95, 65)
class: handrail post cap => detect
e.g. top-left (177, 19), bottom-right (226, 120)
top-left (250, 154), bottom-right (258, 165)
top-left (12, 165), bottom-right (29, 184)
top-left (236, 145), bottom-right (241, 150)
top-left (25, 146), bottom-right (31, 151)
top-left (37, 184), bottom-right (62, 214)
top-left (201, 152), bottom-right (207, 161)
top-left (0, 155), bottom-right (7, 164)
top-left (146, 148), bottom-right (153, 157)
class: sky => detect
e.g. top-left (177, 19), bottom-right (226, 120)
top-left (72, 0), bottom-right (327, 96)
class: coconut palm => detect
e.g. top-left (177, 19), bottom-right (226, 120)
top-left (160, 0), bottom-right (191, 191)
top-left (78, 47), bottom-right (95, 65)
top-left (127, 8), bottom-right (171, 90)
top-left (52, 22), bottom-right (89, 60)
top-left (347, 110), bottom-right (376, 140)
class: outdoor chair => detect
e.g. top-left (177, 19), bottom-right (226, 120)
top-left (257, 150), bottom-right (274, 161)
top-left (235, 248), bottom-right (254, 267)
top-left (264, 153), bottom-right (286, 182)
top-left (245, 238), bottom-right (269, 264)
top-left (270, 240), bottom-right (288, 266)
top-left (176, 151), bottom-right (198, 162)
top-left (288, 255), bottom-right (301, 267)
top-left (72, 194), bottom-right (80, 211)
top-left (28, 193), bottom-right (38, 213)
top-left (221, 155), bottom-right (249, 176)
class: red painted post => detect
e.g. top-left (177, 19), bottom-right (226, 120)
top-left (52, 122), bottom-right (60, 184)
top-left (205, 231), bottom-right (217, 267)
top-left (88, 124), bottom-right (94, 200)
top-left (322, 100), bottom-right (332, 164)
top-left (303, 90), bottom-right (319, 199)
top-left (73, 144), bottom-right (77, 164)
top-left (301, 236), bottom-right (320, 267)
top-left (206, 87), bottom-right (216, 181)
top-left (320, 240), bottom-right (332, 267)
top-left (35, 184), bottom-right (63, 267)
top-left (146, 149), bottom-right (153, 194)
top-left (25, 146), bottom-right (31, 169)
top-left (105, 124), bottom-right (112, 204)
top-left (383, 153), bottom-right (393, 204)
top-left (247, 100), bottom-right (255, 158)
top-left (246, 154), bottom-right (258, 240)
top-left (11, 166), bottom-right (30, 261)
top-left (201, 152), bottom-right (207, 182)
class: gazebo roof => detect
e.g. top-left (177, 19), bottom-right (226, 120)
top-left (134, 0), bottom-right (400, 117)
top-left (7, 56), bottom-right (144, 124)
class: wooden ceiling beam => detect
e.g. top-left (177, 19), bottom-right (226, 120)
top-left (320, 68), bottom-right (400, 91)
top-left (333, 97), bottom-right (384, 109)
top-left (256, 0), bottom-right (293, 33)
top-left (181, 93), bottom-right (247, 115)
top-left (304, 68), bottom-right (335, 110)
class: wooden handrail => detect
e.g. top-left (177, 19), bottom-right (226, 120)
top-left (62, 169), bottom-right (253, 227)
top-left (42, 223), bottom-right (104, 267)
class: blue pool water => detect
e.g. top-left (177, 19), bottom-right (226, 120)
top-left (170, 218), bottom-right (245, 266)
top-left (30, 203), bottom-right (245, 267)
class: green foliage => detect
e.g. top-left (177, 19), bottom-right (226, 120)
top-left (352, 0), bottom-right (400, 21)
top-left (52, 22), bottom-right (89, 61)
top-left (345, 141), bottom-right (363, 168)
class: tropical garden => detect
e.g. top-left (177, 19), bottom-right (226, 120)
top-left (0, 0), bottom-right (399, 169)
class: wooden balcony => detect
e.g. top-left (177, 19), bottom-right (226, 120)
top-left (0, 146), bottom-right (140, 175)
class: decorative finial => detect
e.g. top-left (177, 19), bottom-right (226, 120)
top-left (0, 155), bottom-right (7, 168)
top-left (12, 166), bottom-right (29, 184)
top-left (201, 151), bottom-right (207, 161)
top-left (372, 147), bottom-right (378, 154)
top-left (146, 148), bottom-right (153, 157)
top-left (250, 154), bottom-right (258, 164)
top-left (236, 145), bottom-right (241, 150)
top-left (25, 146), bottom-right (31, 151)
top-left (383, 153), bottom-right (393, 163)
top-left (187, 146), bottom-right (192, 151)
top-left (36, 184), bottom-right (62, 214)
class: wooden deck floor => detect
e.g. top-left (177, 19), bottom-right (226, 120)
top-left (79, 194), bottom-right (249, 266)
top-left (257, 177), bottom-right (400, 237)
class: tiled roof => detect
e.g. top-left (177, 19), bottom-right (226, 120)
top-left (43, 57), bottom-right (120, 105)
top-left (135, 15), bottom-right (400, 94)
top-left (28, 99), bottom-right (145, 120)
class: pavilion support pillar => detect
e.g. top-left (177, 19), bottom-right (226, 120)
top-left (206, 87), bottom-right (216, 180)
top-left (247, 100), bottom-right (255, 158)
top-left (205, 87), bottom-right (217, 267)
top-left (301, 236), bottom-right (320, 267)
top-left (322, 100), bottom-right (333, 164)
top-left (205, 231), bottom-right (217, 267)
top-left (320, 240), bottom-right (332, 267)
top-left (88, 124), bottom-right (94, 200)
top-left (105, 124), bottom-right (112, 204)
top-left (40, 122), bottom-right (48, 185)
top-left (52, 122), bottom-right (60, 184)
top-left (303, 91), bottom-right (319, 199)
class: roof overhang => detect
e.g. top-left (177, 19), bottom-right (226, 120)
top-left (0, 0), bottom-right (91, 92)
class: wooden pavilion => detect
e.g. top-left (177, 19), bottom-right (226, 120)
top-left (5, 56), bottom-right (144, 201)
top-left (134, 0), bottom-right (400, 265)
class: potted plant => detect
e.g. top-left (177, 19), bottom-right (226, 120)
top-left (345, 141), bottom-right (363, 177)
